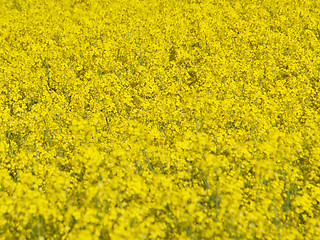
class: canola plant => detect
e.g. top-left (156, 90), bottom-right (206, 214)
top-left (0, 0), bottom-right (320, 239)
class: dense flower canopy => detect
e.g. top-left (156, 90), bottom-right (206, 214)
top-left (0, 0), bottom-right (320, 239)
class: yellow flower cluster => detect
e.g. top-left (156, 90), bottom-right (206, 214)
top-left (1, 0), bottom-right (320, 239)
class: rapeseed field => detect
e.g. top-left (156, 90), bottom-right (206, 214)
top-left (1, 0), bottom-right (320, 239)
